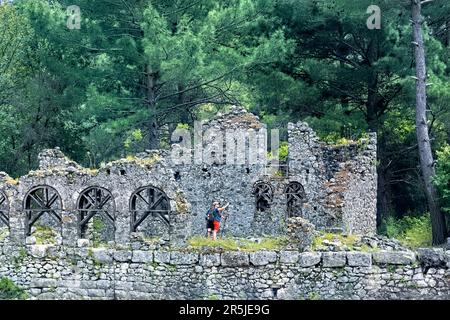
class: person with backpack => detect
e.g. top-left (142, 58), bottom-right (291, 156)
top-left (205, 201), bottom-right (229, 240)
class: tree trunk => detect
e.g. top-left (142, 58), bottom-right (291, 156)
top-left (447, 20), bottom-right (450, 48)
top-left (377, 135), bottom-right (394, 227)
top-left (146, 64), bottom-right (159, 150)
top-left (411, 0), bottom-right (447, 244)
top-left (366, 38), bottom-right (379, 133)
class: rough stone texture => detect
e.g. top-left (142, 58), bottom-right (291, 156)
top-left (286, 217), bottom-right (315, 250)
top-left (279, 251), bottom-right (299, 264)
top-left (0, 108), bottom-right (377, 251)
top-left (221, 252), bottom-right (250, 267)
top-left (170, 252), bottom-right (199, 265)
top-left (347, 252), bottom-right (372, 267)
top-left (417, 248), bottom-right (448, 269)
top-left (322, 252), bottom-right (347, 267)
top-left (249, 251), bottom-right (277, 266)
top-left (200, 254), bottom-right (221, 267)
top-left (131, 250), bottom-right (153, 263)
top-left (373, 251), bottom-right (417, 265)
top-left (0, 109), bottom-right (405, 300)
top-left (0, 245), bottom-right (448, 300)
top-left (153, 251), bottom-right (170, 264)
top-left (298, 252), bottom-right (321, 267)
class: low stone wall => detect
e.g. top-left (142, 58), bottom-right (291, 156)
top-left (0, 242), bottom-right (448, 300)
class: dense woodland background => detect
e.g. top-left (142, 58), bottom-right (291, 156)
top-left (0, 0), bottom-right (449, 244)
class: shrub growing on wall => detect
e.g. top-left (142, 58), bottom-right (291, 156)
top-left (0, 277), bottom-right (27, 300)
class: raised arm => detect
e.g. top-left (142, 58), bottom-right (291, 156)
top-left (218, 203), bottom-right (229, 212)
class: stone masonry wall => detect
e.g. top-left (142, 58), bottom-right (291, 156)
top-left (0, 107), bottom-right (377, 242)
top-left (288, 122), bottom-right (377, 234)
top-left (0, 241), bottom-right (448, 300)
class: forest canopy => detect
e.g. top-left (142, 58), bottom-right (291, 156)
top-left (0, 0), bottom-right (449, 240)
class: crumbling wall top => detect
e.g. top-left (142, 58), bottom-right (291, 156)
top-left (206, 106), bottom-right (265, 131)
top-left (38, 147), bottom-right (83, 171)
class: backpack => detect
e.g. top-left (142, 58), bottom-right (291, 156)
top-left (206, 209), bottom-right (215, 223)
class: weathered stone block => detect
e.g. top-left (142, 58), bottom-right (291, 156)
top-left (131, 250), bottom-right (153, 263)
top-left (417, 248), bottom-right (447, 268)
top-left (92, 248), bottom-right (113, 264)
top-left (114, 250), bottom-right (132, 262)
top-left (200, 254), bottom-right (221, 267)
top-left (372, 251), bottom-right (416, 265)
top-left (249, 251), bottom-right (277, 266)
top-left (30, 278), bottom-right (57, 288)
top-left (37, 292), bottom-right (57, 300)
top-left (221, 252), bottom-right (249, 267)
top-left (153, 251), bottom-right (170, 263)
top-left (170, 251), bottom-right (199, 265)
top-left (26, 236), bottom-right (36, 245)
top-left (347, 252), bottom-right (372, 267)
top-left (298, 252), bottom-right (321, 267)
top-left (322, 252), bottom-right (346, 267)
top-left (29, 245), bottom-right (48, 258)
top-left (77, 239), bottom-right (89, 248)
top-left (280, 251), bottom-right (300, 264)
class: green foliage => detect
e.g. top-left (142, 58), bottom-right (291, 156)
top-left (267, 141), bottom-right (289, 162)
top-left (34, 225), bottom-right (57, 245)
top-left (380, 215), bottom-right (432, 248)
top-left (124, 129), bottom-right (144, 150)
top-left (92, 216), bottom-right (108, 248)
top-left (307, 292), bottom-right (321, 300)
top-left (435, 145), bottom-right (450, 215)
top-left (0, 277), bottom-right (27, 300)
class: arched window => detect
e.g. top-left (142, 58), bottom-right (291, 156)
top-left (24, 186), bottom-right (62, 236)
top-left (253, 182), bottom-right (273, 212)
top-left (285, 182), bottom-right (306, 217)
top-left (130, 186), bottom-right (170, 232)
top-left (77, 187), bottom-right (115, 240)
top-left (0, 191), bottom-right (9, 227)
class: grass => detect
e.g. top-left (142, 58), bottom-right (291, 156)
top-left (0, 277), bottom-right (27, 300)
top-left (311, 232), bottom-right (360, 250)
top-left (380, 214), bottom-right (432, 248)
top-left (187, 236), bottom-right (289, 252)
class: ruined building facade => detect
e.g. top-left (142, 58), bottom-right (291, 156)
top-left (0, 107), bottom-right (377, 247)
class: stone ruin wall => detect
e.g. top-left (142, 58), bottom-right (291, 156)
top-left (0, 107), bottom-right (429, 300)
top-left (0, 107), bottom-right (378, 245)
top-left (0, 243), bottom-right (449, 300)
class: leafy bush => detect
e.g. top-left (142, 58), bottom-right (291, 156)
top-left (267, 141), bottom-right (289, 162)
top-left (434, 144), bottom-right (450, 215)
top-left (0, 277), bottom-right (27, 300)
top-left (380, 215), bottom-right (432, 248)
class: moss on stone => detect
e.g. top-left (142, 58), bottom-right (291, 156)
top-left (5, 178), bottom-right (19, 186)
top-left (175, 192), bottom-right (189, 214)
